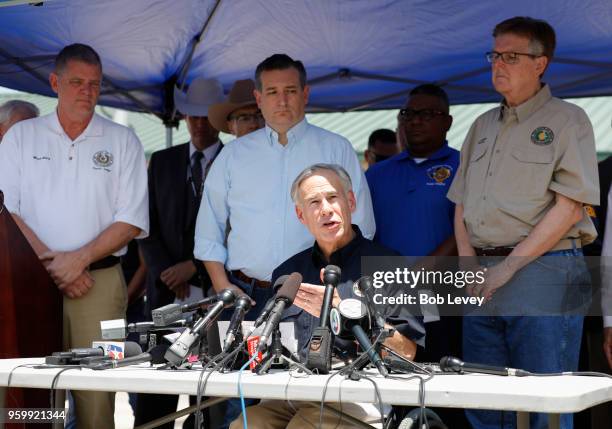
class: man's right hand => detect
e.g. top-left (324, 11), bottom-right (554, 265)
top-left (59, 271), bottom-right (95, 299)
top-left (604, 327), bottom-right (612, 370)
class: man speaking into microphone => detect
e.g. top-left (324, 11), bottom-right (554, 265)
top-left (230, 164), bottom-right (425, 429)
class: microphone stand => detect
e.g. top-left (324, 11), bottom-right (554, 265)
top-left (254, 328), bottom-right (312, 375)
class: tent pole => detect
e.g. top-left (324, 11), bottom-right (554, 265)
top-left (165, 126), bottom-right (173, 148)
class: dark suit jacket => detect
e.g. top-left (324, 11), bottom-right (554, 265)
top-left (139, 142), bottom-right (222, 313)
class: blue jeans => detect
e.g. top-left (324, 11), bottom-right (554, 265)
top-left (219, 273), bottom-right (275, 429)
top-left (463, 248), bottom-right (590, 429)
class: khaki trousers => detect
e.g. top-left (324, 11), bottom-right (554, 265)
top-left (63, 264), bottom-right (127, 429)
top-left (229, 399), bottom-right (382, 429)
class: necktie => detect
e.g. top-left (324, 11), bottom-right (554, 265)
top-left (191, 151), bottom-right (204, 198)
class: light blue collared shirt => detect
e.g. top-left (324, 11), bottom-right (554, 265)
top-left (194, 118), bottom-right (375, 281)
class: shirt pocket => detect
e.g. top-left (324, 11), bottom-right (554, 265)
top-left (504, 146), bottom-right (554, 197)
top-left (465, 143), bottom-right (489, 198)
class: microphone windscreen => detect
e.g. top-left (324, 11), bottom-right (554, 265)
top-left (124, 341), bottom-right (143, 357)
top-left (148, 343), bottom-right (170, 364)
top-left (439, 355), bottom-right (461, 372)
top-left (277, 272), bottom-right (302, 304)
top-left (273, 274), bottom-right (289, 291)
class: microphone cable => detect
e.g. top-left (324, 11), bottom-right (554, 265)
top-left (194, 336), bottom-right (250, 428)
top-left (238, 353), bottom-right (260, 429)
top-left (6, 363), bottom-right (43, 416)
top-left (316, 329), bottom-right (387, 429)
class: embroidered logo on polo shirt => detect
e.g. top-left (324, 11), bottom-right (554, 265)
top-left (477, 137), bottom-right (487, 145)
top-left (93, 150), bottom-right (113, 169)
top-left (530, 127), bottom-right (554, 146)
top-left (32, 155), bottom-right (51, 161)
top-left (584, 205), bottom-right (596, 218)
top-left (427, 165), bottom-right (453, 185)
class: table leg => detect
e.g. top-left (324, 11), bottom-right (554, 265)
top-left (53, 390), bottom-right (65, 429)
top-left (517, 411), bottom-right (530, 429)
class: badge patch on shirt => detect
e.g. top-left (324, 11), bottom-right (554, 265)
top-left (427, 165), bottom-right (453, 185)
top-left (530, 127), bottom-right (554, 146)
top-left (93, 150), bottom-right (113, 168)
top-left (584, 205), bottom-right (596, 218)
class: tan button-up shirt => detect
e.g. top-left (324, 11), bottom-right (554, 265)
top-left (447, 84), bottom-right (599, 248)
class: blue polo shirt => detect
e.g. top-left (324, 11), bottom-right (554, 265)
top-left (365, 143), bottom-right (459, 257)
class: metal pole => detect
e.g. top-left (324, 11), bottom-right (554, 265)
top-left (165, 126), bottom-right (173, 148)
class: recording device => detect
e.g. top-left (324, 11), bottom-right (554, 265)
top-left (164, 289), bottom-right (236, 366)
top-left (439, 356), bottom-right (531, 377)
top-left (330, 298), bottom-right (388, 376)
top-left (45, 341), bottom-right (141, 365)
top-left (152, 295), bottom-right (219, 326)
top-left (100, 318), bottom-right (189, 340)
top-left (222, 295), bottom-right (252, 353)
top-left (305, 265), bottom-right (340, 374)
top-left (256, 273), bottom-right (302, 353)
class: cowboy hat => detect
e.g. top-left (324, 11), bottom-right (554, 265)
top-left (208, 79), bottom-right (259, 133)
top-left (174, 78), bottom-right (224, 117)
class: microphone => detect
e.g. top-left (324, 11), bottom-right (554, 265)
top-left (152, 295), bottom-right (219, 326)
top-left (164, 289), bottom-right (236, 366)
top-left (222, 295), bottom-right (252, 353)
top-left (79, 341), bottom-right (143, 366)
top-left (257, 273), bottom-right (302, 353)
top-left (354, 276), bottom-right (386, 334)
top-left (319, 265), bottom-right (341, 328)
top-left (351, 323), bottom-right (388, 377)
top-left (330, 298), bottom-right (388, 377)
top-left (253, 275), bottom-right (289, 330)
top-left (439, 356), bottom-right (531, 377)
top-left (45, 341), bottom-right (142, 365)
top-left (305, 266), bottom-right (340, 374)
top-left (87, 352), bottom-right (152, 370)
top-left (101, 319), bottom-right (189, 340)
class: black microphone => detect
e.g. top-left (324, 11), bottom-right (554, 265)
top-left (164, 289), bottom-right (236, 366)
top-left (319, 265), bottom-right (341, 328)
top-left (354, 276), bottom-right (386, 334)
top-left (253, 275), bottom-right (289, 330)
top-left (79, 341), bottom-right (143, 367)
top-left (87, 352), bottom-right (152, 370)
top-left (439, 356), bottom-right (531, 377)
top-left (305, 266), bottom-right (340, 374)
top-left (352, 323), bottom-right (388, 377)
top-left (257, 272), bottom-right (302, 353)
top-left (45, 341), bottom-right (142, 365)
top-left (100, 318), bottom-right (189, 340)
top-left (222, 295), bottom-right (252, 353)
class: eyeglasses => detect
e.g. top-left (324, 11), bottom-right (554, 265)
top-left (485, 51), bottom-right (540, 65)
top-left (229, 112), bottom-right (264, 123)
top-left (398, 108), bottom-right (447, 122)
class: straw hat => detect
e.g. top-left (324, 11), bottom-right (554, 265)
top-left (174, 78), bottom-right (224, 117)
top-left (208, 79), bottom-right (258, 133)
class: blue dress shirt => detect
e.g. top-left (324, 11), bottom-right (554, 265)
top-left (194, 118), bottom-right (375, 281)
top-left (365, 144), bottom-right (459, 257)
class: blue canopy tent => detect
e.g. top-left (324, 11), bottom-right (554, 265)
top-left (1, 0), bottom-right (611, 131)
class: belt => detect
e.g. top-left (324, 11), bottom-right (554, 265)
top-left (89, 255), bottom-right (120, 271)
top-left (230, 270), bottom-right (272, 289)
top-left (475, 238), bottom-right (582, 257)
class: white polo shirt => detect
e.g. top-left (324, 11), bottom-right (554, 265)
top-left (0, 111), bottom-right (149, 255)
